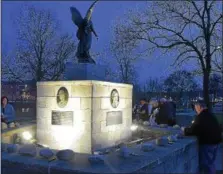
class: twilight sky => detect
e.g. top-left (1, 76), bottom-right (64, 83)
top-left (2, 1), bottom-right (198, 84)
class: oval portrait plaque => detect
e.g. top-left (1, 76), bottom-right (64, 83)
top-left (110, 89), bottom-right (119, 108)
top-left (57, 87), bottom-right (69, 108)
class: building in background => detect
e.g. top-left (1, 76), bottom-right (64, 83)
top-left (1, 80), bottom-right (36, 101)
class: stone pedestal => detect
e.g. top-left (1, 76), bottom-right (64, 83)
top-left (36, 80), bottom-right (132, 154)
top-left (63, 62), bottom-right (107, 81)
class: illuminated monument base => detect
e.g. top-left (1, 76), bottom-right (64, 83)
top-left (36, 81), bottom-right (132, 154)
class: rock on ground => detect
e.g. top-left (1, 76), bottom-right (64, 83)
top-left (18, 144), bottom-right (37, 157)
top-left (56, 149), bottom-right (75, 161)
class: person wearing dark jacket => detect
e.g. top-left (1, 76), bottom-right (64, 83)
top-left (138, 98), bottom-right (148, 121)
top-left (182, 100), bottom-right (222, 174)
top-left (156, 98), bottom-right (169, 125)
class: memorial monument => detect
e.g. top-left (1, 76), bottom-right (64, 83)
top-left (37, 81), bottom-right (132, 153)
top-left (36, 1), bottom-right (133, 154)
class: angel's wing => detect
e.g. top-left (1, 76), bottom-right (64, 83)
top-left (84, 0), bottom-right (99, 22)
top-left (70, 7), bottom-right (83, 27)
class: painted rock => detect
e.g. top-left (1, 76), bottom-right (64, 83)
top-left (7, 144), bottom-right (19, 153)
top-left (19, 144), bottom-right (37, 157)
top-left (39, 148), bottom-right (54, 159)
top-left (168, 135), bottom-right (177, 143)
top-left (15, 122), bottom-right (20, 127)
top-left (1, 122), bottom-right (8, 130)
top-left (159, 124), bottom-right (168, 128)
top-left (143, 121), bottom-right (149, 126)
top-left (141, 143), bottom-right (155, 152)
top-left (88, 155), bottom-right (104, 164)
top-left (176, 133), bottom-right (184, 139)
top-left (56, 149), bottom-right (75, 161)
top-left (156, 137), bottom-right (168, 146)
top-left (173, 125), bottom-right (180, 129)
top-left (8, 122), bottom-right (15, 128)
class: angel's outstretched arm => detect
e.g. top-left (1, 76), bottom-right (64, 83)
top-left (91, 23), bottom-right (98, 38)
top-left (92, 29), bottom-right (98, 38)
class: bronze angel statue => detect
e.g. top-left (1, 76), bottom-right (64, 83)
top-left (70, 0), bottom-right (99, 64)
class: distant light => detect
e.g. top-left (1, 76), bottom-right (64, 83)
top-left (131, 125), bottom-right (138, 131)
top-left (22, 131), bottom-right (32, 140)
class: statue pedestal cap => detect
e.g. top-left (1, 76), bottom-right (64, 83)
top-left (63, 62), bottom-right (107, 81)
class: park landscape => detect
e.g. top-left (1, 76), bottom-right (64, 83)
top-left (1, 1), bottom-right (223, 173)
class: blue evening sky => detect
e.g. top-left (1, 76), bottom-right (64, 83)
top-left (2, 1), bottom-right (198, 84)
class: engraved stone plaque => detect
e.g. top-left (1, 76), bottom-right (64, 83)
top-left (106, 111), bottom-right (122, 126)
top-left (51, 111), bottom-right (73, 126)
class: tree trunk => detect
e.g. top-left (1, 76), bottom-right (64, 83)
top-left (203, 71), bottom-right (211, 109)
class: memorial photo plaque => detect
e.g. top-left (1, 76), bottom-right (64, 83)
top-left (52, 111), bottom-right (73, 126)
top-left (106, 111), bottom-right (123, 126)
top-left (57, 87), bottom-right (69, 108)
top-left (110, 89), bottom-right (119, 108)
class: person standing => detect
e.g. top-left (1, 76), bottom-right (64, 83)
top-left (156, 98), bottom-right (169, 125)
top-left (182, 100), bottom-right (222, 174)
top-left (167, 100), bottom-right (177, 126)
top-left (1, 96), bottom-right (16, 124)
top-left (138, 98), bottom-right (149, 121)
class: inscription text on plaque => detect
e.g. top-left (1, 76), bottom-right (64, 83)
top-left (51, 111), bottom-right (73, 126)
top-left (106, 111), bottom-right (123, 126)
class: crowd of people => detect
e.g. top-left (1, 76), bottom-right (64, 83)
top-left (133, 98), bottom-right (222, 173)
top-left (133, 98), bottom-right (176, 126)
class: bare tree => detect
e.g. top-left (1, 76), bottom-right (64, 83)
top-left (2, 6), bottom-right (76, 81)
top-left (109, 24), bottom-right (141, 84)
top-left (212, 49), bottom-right (223, 75)
top-left (114, 0), bottom-right (222, 108)
top-left (2, 53), bottom-right (25, 82)
top-left (145, 78), bottom-right (163, 93)
top-left (143, 77), bottom-right (164, 99)
top-left (164, 70), bottom-right (198, 94)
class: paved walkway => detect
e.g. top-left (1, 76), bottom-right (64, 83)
top-left (216, 144), bottom-right (223, 171)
